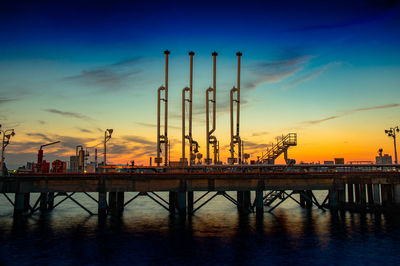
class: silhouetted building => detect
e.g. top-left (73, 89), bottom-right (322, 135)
top-left (376, 154), bottom-right (392, 164)
top-left (70, 156), bottom-right (78, 172)
top-left (334, 158), bottom-right (345, 164)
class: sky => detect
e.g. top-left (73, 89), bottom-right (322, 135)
top-left (1, 0), bottom-right (400, 169)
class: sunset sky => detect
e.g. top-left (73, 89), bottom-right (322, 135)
top-left (1, 0), bottom-right (400, 168)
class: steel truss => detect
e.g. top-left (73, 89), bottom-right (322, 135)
top-left (26, 192), bottom-right (97, 216)
top-left (124, 192), bottom-right (170, 211)
top-left (2, 193), bottom-right (14, 206)
top-left (191, 191), bottom-right (238, 215)
top-left (260, 190), bottom-right (327, 213)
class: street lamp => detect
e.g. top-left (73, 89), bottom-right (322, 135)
top-left (0, 127), bottom-right (16, 176)
top-left (385, 126), bottom-right (399, 164)
top-left (104, 129), bottom-right (113, 166)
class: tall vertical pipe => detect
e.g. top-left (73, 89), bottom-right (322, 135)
top-left (104, 131), bottom-right (107, 166)
top-left (229, 87), bottom-right (238, 162)
top-left (164, 50), bottom-right (169, 166)
top-left (156, 50), bottom-right (170, 166)
top-left (236, 52), bottom-right (242, 164)
top-left (205, 87), bottom-right (211, 164)
top-left (182, 87), bottom-right (189, 164)
top-left (206, 52), bottom-right (218, 164)
top-left (182, 87), bottom-right (185, 163)
top-left (229, 52), bottom-right (242, 164)
top-left (156, 86), bottom-right (162, 166)
top-left (189, 51), bottom-right (194, 165)
top-left (182, 51), bottom-right (195, 165)
top-left (212, 52), bottom-right (217, 133)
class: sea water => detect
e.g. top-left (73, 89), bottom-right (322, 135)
top-left (1, 191), bottom-right (400, 265)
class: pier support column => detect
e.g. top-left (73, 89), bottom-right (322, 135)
top-left (360, 184), bottom-right (367, 205)
top-left (244, 191), bottom-right (251, 211)
top-left (23, 193), bottom-right (30, 212)
top-left (14, 193), bottom-right (25, 217)
top-left (98, 192), bottom-right (107, 218)
top-left (338, 188), bottom-right (345, 208)
top-left (169, 192), bottom-right (176, 214)
top-left (108, 192), bottom-right (117, 216)
top-left (305, 190), bottom-right (313, 209)
top-left (176, 192), bottom-right (186, 216)
top-left (393, 184), bottom-right (400, 205)
top-left (329, 189), bottom-right (338, 210)
top-left (40, 192), bottom-right (48, 211)
top-left (116, 192), bottom-right (124, 215)
top-left (237, 191), bottom-right (243, 211)
top-left (354, 184), bottom-right (361, 204)
top-left (367, 184), bottom-right (374, 205)
top-left (255, 190), bottom-right (264, 216)
top-left (187, 191), bottom-right (194, 214)
top-left (47, 192), bottom-right (54, 210)
top-left (381, 184), bottom-right (393, 207)
top-left (299, 191), bottom-right (306, 208)
top-left (347, 184), bottom-right (354, 204)
top-left (373, 184), bottom-right (381, 205)
top-left (237, 191), bottom-right (251, 213)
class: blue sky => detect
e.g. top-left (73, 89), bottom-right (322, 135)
top-left (1, 0), bottom-right (400, 168)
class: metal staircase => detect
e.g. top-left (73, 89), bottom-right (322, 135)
top-left (264, 191), bottom-right (283, 206)
top-left (259, 133), bottom-right (297, 164)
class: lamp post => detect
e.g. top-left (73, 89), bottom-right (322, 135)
top-left (385, 126), bottom-right (399, 164)
top-left (0, 127), bottom-right (15, 176)
top-left (104, 129), bottom-right (113, 166)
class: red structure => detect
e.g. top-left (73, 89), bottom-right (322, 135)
top-left (34, 141), bottom-right (60, 173)
top-left (33, 160), bottom-right (50, 173)
top-left (52, 160), bottom-right (67, 173)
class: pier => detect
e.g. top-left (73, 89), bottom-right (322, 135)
top-left (2, 165), bottom-right (400, 219)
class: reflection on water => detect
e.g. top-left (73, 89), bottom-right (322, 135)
top-left (1, 192), bottom-right (400, 265)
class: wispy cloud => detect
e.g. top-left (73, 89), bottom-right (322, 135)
top-left (8, 134), bottom-right (93, 154)
top-left (106, 135), bottom-right (157, 160)
top-left (65, 57), bottom-right (143, 91)
top-left (0, 98), bottom-right (17, 104)
top-left (44, 109), bottom-right (93, 121)
top-left (135, 122), bottom-right (181, 130)
top-left (26, 133), bottom-right (52, 142)
top-left (243, 141), bottom-right (268, 151)
top-left (38, 120), bottom-right (47, 125)
top-left (302, 103), bottom-right (400, 125)
top-left (245, 55), bottom-right (312, 90)
top-left (77, 127), bottom-right (93, 133)
top-left (56, 135), bottom-right (95, 149)
top-left (124, 135), bottom-right (155, 146)
top-left (282, 62), bottom-right (341, 90)
top-left (252, 131), bottom-right (269, 137)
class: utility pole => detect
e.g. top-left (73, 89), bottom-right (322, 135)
top-left (104, 129), bottom-right (113, 166)
top-left (0, 127), bottom-right (15, 176)
top-left (385, 126), bottom-right (399, 164)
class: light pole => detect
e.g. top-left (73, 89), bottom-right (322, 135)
top-left (385, 126), bottom-right (399, 164)
top-left (0, 127), bottom-right (15, 176)
top-left (104, 129), bottom-right (113, 166)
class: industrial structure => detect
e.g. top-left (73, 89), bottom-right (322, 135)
top-left (205, 52), bottom-right (219, 164)
top-left (181, 51), bottom-right (199, 166)
top-left (156, 50), bottom-right (170, 167)
top-left (229, 52), bottom-right (242, 165)
top-left (154, 50), bottom-right (297, 166)
top-left (33, 141), bottom-right (60, 173)
top-left (257, 133), bottom-right (297, 164)
top-left (1, 50), bottom-right (400, 222)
